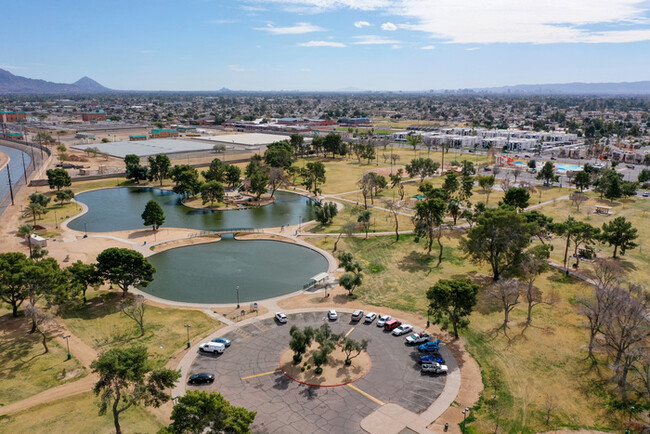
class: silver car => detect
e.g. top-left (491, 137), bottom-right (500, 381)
top-left (364, 312), bottom-right (377, 323)
top-left (376, 315), bottom-right (391, 327)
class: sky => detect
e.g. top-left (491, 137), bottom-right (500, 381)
top-left (2, 0), bottom-right (650, 91)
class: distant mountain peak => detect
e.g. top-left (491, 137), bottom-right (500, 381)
top-left (0, 68), bottom-right (112, 94)
top-left (73, 76), bottom-right (111, 92)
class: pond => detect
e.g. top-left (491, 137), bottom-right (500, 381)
top-left (141, 239), bottom-right (329, 303)
top-left (67, 187), bottom-right (316, 232)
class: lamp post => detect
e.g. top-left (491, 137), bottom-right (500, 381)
top-left (54, 210), bottom-right (58, 229)
top-left (462, 407), bottom-right (470, 431)
top-left (63, 334), bottom-right (71, 360)
top-left (184, 324), bottom-right (191, 348)
top-left (235, 286), bottom-right (240, 309)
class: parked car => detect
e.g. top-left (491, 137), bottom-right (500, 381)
top-left (626, 164), bottom-right (635, 169)
top-left (418, 340), bottom-right (442, 352)
top-left (383, 319), bottom-right (402, 331)
top-left (327, 309), bottom-right (338, 320)
top-left (643, 192), bottom-right (649, 197)
top-left (199, 342), bottom-right (225, 354)
top-left (419, 354), bottom-right (445, 365)
top-left (188, 372), bottom-right (215, 384)
top-left (406, 332), bottom-right (431, 345)
top-left (351, 310), bottom-right (364, 322)
top-left (483, 167), bottom-right (492, 171)
top-left (421, 363), bottom-right (448, 374)
top-left (524, 154), bottom-right (530, 158)
top-left (376, 315), bottom-right (391, 327)
top-left (275, 312), bottom-right (288, 323)
top-left (392, 324), bottom-right (414, 336)
top-left (364, 312), bottom-right (377, 323)
top-left (551, 157), bottom-right (557, 160)
top-left (211, 337), bottom-right (231, 347)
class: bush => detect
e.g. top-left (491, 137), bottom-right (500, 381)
top-left (345, 359), bottom-right (352, 366)
top-left (301, 367), bottom-right (305, 372)
top-left (315, 367), bottom-right (323, 375)
top-left (293, 354), bottom-right (302, 364)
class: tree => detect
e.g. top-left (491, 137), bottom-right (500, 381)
top-left (290, 133), bottom-right (304, 157)
top-left (571, 222), bottom-right (600, 268)
top-left (357, 209), bottom-right (371, 238)
top-left (300, 162), bottom-right (326, 196)
top-left (426, 278), bottom-right (479, 338)
top-left (17, 224), bottom-right (36, 257)
top-left (594, 169), bottom-right (623, 202)
top-left (46, 168), bottom-right (71, 191)
top-left (569, 191), bottom-right (588, 211)
top-left (477, 175), bottom-right (495, 204)
top-left (148, 154), bottom-right (172, 186)
top-left (638, 168), bottom-right (650, 183)
top-left (141, 200), bottom-right (165, 232)
top-left (332, 222), bottom-right (357, 253)
top-left (413, 198), bottom-right (447, 265)
top-left (600, 217), bottom-right (639, 258)
top-left (406, 134), bottom-right (422, 155)
top-left (487, 279), bottom-right (522, 325)
top-left (200, 181), bottom-right (225, 209)
top-left (289, 325), bottom-right (315, 363)
top-left (225, 164), bottom-right (242, 188)
top-left (337, 252), bottom-right (356, 272)
top-left (341, 337), bottom-right (369, 365)
top-left (442, 173), bottom-right (459, 196)
top-left (502, 187), bottom-right (530, 210)
top-left (119, 295), bottom-right (147, 337)
top-left (248, 171), bottom-right (269, 200)
top-left (202, 158), bottom-right (226, 183)
top-left (170, 165), bottom-right (202, 198)
top-left (518, 245), bottom-right (554, 323)
top-left (460, 175), bottom-right (474, 202)
top-left (536, 161), bottom-right (558, 186)
top-left (24, 201), bottom-right (47, 225)
top-left (315, 202), bottom-right (338, 225)
top-left (573, 170), bottom-right (591, 191)
top-left (264, 141), bottom-right (295, 168)
top-left (24, 303), bottom-right (55, 353)
top-left (29, 192), bottom-right (50, 208)
top-left (55, 189), bottom-right (75, 205)
top-left (124, 154), bottom-right (149, 184)
top-left (512, 167), bottom-right (523, 184)
top-left (91, 345), bottom-right (180, 434)
top-left (96, 248), bottom-right (156, 297)
top-left (0, 252), bottom-right (30, 316)
top-left (212, 144), bottom-right (226, 153)
top-left (67, 260), bottom-right (101, 303)
top-left (361, 143), bottom-right (375, 164)
top-left (390, 168), bottom-right (405, 201)
top-left (323, 133), bottom-right (344, 158)
top-left (267, 167), bottom-right (288, 198)
top-left (462, 208), bottom-right (534, 280)
top-left (384, 199), bottom-right (401, 241)
top-left (406, 158), bottom-right (439, 183)
top-left (167, 391), bottom-right (256, 434)
top-left (527, 159), bottom-right (537, 170)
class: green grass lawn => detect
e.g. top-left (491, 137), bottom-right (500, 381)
top-left (0, 306), bottom-right (86, 406)
top-left (60, 291), bottom-right (218, 368)
top-left (0, 391), bottom-right (163, 433)
top-left (309, 203), bottom-right (414, 234)
top-left (304, 234), bottom-right (617, 431)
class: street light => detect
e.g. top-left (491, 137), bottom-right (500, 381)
top-left (184, 324), bottom-right (191, 348)
top-left (63, 334), bottom-right (71, 360)
top-left (235, 286), bottom-right (240, 309)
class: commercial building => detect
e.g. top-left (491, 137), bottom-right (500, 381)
top-left (0, 110), bottom-right (27, 122)
top-left (82, 111), bottom-right (107, 122)
top-left (129, 135), bottom-right (148, 141)
top-left (150, 128), bottom-right (179, 138)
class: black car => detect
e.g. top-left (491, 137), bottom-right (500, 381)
top-left (188, 373), bottom-right (215, 384)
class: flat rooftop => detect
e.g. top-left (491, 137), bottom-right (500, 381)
top-left (192, 133), bottom-right (290, 147)
top-left (71, 138), bottom-right (220, 158)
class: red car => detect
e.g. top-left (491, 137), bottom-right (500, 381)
top-left (383, 319), bottom-right (402, 331)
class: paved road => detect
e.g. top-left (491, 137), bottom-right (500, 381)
top-left (188, 311), bottom-right (450, 434)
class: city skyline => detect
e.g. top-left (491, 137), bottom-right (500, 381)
top-left (2, 0), bottom-right (650, 91)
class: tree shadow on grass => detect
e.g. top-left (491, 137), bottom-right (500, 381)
top-left (398, 250), bottom-right (436, 273)
top-left (0, 315), bottom-right (47, 377)
top-left (59, 291), bottom-right (119, 321)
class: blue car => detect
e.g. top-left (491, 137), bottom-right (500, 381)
top-left (211, 337), bottom-right (232, 347)
top-left (419, 354), bottom-right (445, 365)
top-left (418, 339), bottom-right (442, 352)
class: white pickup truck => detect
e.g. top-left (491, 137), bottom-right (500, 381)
top-left (199, 342), bottom-right (225, 354)
top-left (421, 362), bottom-right (448, 374)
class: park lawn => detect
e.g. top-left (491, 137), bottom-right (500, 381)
top-left (309, 203), bottom-right (414, 234)
top-left (294, 157), bottom-right (391, 194)
top-left (60, 291), bottom-right (218, 368)
top-left (535, 194), bottom-right (650, 287)
top-left (0, 306), bottom-right (87, 406)
top-left (0, 391), bottom-right (163, 433)
top-left (304, 234), bottom-right (615, 431)
top-left (20, 200), bottom-right (83, 228)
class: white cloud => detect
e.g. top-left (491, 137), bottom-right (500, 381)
top-left (381, 22), bottom-right (397, 31)
top-left (396, 0), bottom-right (650, 44)
top-left (353, 35), bottom-right (401, 44)
top-left (420, 45), bottom-right (435, 50)
top-left (392, 44), bottom-right (403, 49)
top-left (228, 65), bottom-right (246, 72)
top-left (255, 22), bottom-right (324, 35)
top-left (241, 5), bottom-right (266, 11)
top-left (465, 47), bottom-right (480, 51)
top-left (354, 20), bottom-right (371, 28)
top-left (298, 40), bottom-right (347, 47)
top-left (211, 19), bottom-right (236, 24)
top-left (253, 0), bottom-right (650, 44)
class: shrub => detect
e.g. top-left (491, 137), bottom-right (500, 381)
top-left (315, 367), bottom-right (323, 375)
top-left (293, 354), bottom-right (302, 364)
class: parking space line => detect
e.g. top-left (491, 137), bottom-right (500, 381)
top-left (347, 384), bottom-right (385, 406)
top-left (344, 327), bottom-right (355, 338)
top-left (241, 369), bottom-right (282, 380)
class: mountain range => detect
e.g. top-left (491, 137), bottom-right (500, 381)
top-left (0, 69), bottom-right (112, 94)
top-left (1, 68), bottom-right (649, 95)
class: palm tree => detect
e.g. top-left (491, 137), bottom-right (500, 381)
top-left (17, 224), bottom-right (36, 258)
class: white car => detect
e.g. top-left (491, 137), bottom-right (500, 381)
top-left (364, 312), bottom-right (377, 323)
top-left (421, 362), bottom-right (448, 374)
top-left (392, 324), bottom-right (414, 336)
top-left (406, 332), bottom-right (431, 345)
top-left (198, 342), bottom-right (225, 354)
top-left (328, 309), bottom-right (338, 320)
top-left (376, 315), bottom-right (391, 327)
top-left (275, 312), bottom-right (288, 323)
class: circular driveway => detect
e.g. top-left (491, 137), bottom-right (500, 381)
top-left (188, 311), bottom-right (453, 434)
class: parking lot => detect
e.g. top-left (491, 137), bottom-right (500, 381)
top-left (188, 311), bottom-right (453, 434)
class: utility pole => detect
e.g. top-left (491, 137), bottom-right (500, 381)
top-left (6, 166), bottom-right (15, 205)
